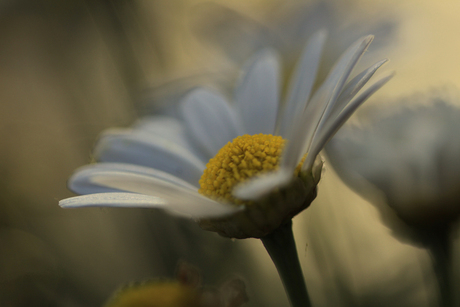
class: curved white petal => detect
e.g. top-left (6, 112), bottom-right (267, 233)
top-left (180, 88), bottom-right (243, 157)
top-left (337, 59), bottom-right (388, 106)
top-left (232, 168), bottom-right (292, 200)
top-left (331, 59), bottom-right (388, 119)
top-left (234, 49), bottom-right (280, 135)
top-left (278, 30), bottom-right (327, 137)
top-left (135, 116), bottom-right (209, 162)
top-left (59, 192), bottom-right (238, 218)
top-left (303, 73), bottom-right (394, 171)
top-left (94, 130), bottom-right (206, 186)
top-left (133, 116), bottom-right (199, 150)
top-left (306, 35), bottom-right (374, 146)
top-left (281, 36), bottom-right (374, 171)
top-left (69, 162), bottom-right (199, 195)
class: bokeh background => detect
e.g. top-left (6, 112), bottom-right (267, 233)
top-left (1, 0), bottom-right (460, 306)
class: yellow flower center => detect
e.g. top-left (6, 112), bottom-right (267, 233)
top-left (199, 134), bottom-right (303, 205)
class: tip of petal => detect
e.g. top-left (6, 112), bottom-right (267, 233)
top-left (372, 71), bottom-right (396, 87)
top-left (252, 48), bottom-right (280, 61)
top-left (375, 58), bottom-right (389, 67)
top-left (357, 35), bottom-right (374, 55)
top-left (386, 71), bottom-right (396, 78)
top-left (363, 35), bottom-right (374, 44)
top-left (241, 48), bottom-right (281, 76)
top-left (313, 29), bottom-right (328, 41)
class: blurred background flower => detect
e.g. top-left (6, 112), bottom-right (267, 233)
top-left (103, 262), bottom-right (248, 307)
top-left (189, 0), bottom-right (396, 83)
top-left (1, 0), bottom-right (460, 306)
top-left (326, 92), bottom-right (460, 228)
top-left (325, 91), bottom-right (460, 306)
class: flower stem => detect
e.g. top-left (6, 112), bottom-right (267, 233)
top-left (421, 225), bottom-right (453, 307)
top-left (260, 220), bottom-right (311, 307)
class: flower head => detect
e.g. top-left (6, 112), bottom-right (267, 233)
top-left (326, 92), bottom-right (460, 228)
top-left (60, 31), bottom-right (392, 238)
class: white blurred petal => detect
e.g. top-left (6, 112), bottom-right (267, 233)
top-left (330, 59), bottom-right (388, 120)
top-left (133, 116), bottom-right (186, 142)
top-left (180, 88), bottom-right (243, 157)
top-left (232, 168), bottom-right (292, 200)
top-left (134, 117), bottom-right (209, 162)
top-left (132, 116), bottom-right (208, 158)
top-left (89, 171), bottom-right (195, 196)
top-left (234, 49), bottom-right (280, 135)
top-left (278, 30), bottom-right (327, 137)
top-left (69, 162), bottom-right (199, 195)
top-left (94, 129), bottom-right (205, 185)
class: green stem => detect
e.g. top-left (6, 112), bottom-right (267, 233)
top-left (421, 225), bottom-right (453, 307)
top-left (260, 220), bottom-right (311, 307)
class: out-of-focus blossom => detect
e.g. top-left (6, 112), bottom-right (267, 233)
top-left (60, 32), bottom-right (392, 239)
top-left (191, 0), bottom-right (397, 75)
top-left (104, 262), bottom-right (248, 307)
top-left (326, 92), bottom-right (460, 228)
top-left (148, 0), bottom-right (397, 114)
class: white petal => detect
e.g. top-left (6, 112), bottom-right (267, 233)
top-left (303, 73), bottom-right (394, 170)
top-left (69, 162), bottom-right (199, 195)
top-left (331, 59), bottom-right (388, 119)
top-left (89, 171), bottom-right (193, 196)
top-left (305, 59), bottom-right (388, 166)
top-left (232, 168), bottom-right (292, 200)
top-left (278, 30), bottom-right (327, 137)
top-left (133, 116), bottom-right (186, 142)
top-left (180, 88), bottom-right (243, 157)
top-left (94, 129), bottom-right (206, 185)
top-left (59, 192), bottom-right (238, 218)
top-left (134, 116), bottom-right (209, 162)
top-left (281, 36), bottom-right (374, 170)
top-left (60, 193), bottom-right (167, 208)
top-left (234, 49), bottom-right (280, 135)
top-left (91, 171), bottom-right (239, 218)
top-left (307, 35), bottom-right (374, 144)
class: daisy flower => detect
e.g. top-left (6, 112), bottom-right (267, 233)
top-left (60, 31), bottom-right (392, 239)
